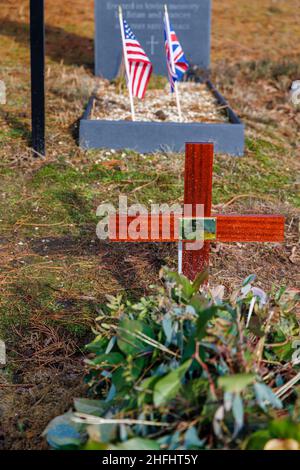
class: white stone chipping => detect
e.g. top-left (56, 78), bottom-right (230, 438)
top-left (93, 81), bottom-right (229, 123)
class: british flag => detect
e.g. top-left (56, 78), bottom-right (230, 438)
top-left (123, 20), bottom-right (153, 99)
top-left (164, 18), bottom-right (189, 92)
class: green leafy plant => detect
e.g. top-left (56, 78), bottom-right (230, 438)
top-left (44, 270), bottom-right (300, 450)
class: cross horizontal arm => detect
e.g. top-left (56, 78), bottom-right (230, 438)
top-left (217, 215), bottom-right (285, 242)
top-left (109, 214), bottom-right (285, 243)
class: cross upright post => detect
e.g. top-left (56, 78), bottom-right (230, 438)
top-left (30, 0), bottom-right (46, 156)
top-left (181, 143), bottom-right (214, 280)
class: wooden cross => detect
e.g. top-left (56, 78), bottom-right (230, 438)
top-left (109, 143), bottom-right (285, 280)
top-left (30, 0), bottom-right (46, 156)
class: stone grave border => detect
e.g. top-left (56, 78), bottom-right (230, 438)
top-left (79, 79), bottom-right (245, 156)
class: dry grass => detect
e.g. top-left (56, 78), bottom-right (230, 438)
top-left (0, 0), bottom-right (299, 450)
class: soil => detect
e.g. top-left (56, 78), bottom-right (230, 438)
top-left (0, 0), bottom-right (299, 450)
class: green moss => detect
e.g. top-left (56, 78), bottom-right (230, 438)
top-left (212, 137), bottom-right (298, 206)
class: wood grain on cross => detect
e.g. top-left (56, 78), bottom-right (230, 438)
top-left (109, 143), bottom-right (285, 280)
top-left (182, 143), bottom-right (213, 280)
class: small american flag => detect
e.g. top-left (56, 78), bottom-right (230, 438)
top-left (123, 20), bottom-right (153, 99)
top-left (164, 18), bottom-right (189, 92)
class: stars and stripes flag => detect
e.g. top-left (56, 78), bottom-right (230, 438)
top-left (164, 16), bottom-right (189, 92)
top-left (122, 20), bottom-right (153, 99)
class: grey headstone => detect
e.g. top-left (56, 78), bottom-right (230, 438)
top-left (95, 0), bottom-right (211, 79)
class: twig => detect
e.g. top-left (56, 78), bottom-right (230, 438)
top-left (14, 222), bottom-right (74, 228)
top-left (236, 311), bottom-right (248, 371)
top-left (194, 342), bottom-right (217, 400)
top-left (27, 147), bottom-right (46, 159)
top-left (265, 339), bottom-right (290, 348)
top-left (130, 176), bottom-right (159, 194)
top-left (261, 359), bottom-right (284, 366)
top-left (220, 193), bottom-right (275, 209)
top-left (275, 372), bottom-right (300, 399)
top-left (112, 325), bottom-right (178, 357)
top-left (73, 413), bottom-right (170, 427)
top-left (254, 310), bottom-right (275, 371)
top-left (0, 383), bottom-right (34, 388)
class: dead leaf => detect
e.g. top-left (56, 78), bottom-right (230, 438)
top-left (289, 246), bottom-right (299, 265)
top-left (264, 439), bottom-right (300, 451)
top-left (101, 160), bottom-right (126, 171)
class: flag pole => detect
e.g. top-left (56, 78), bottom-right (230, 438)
top-left (178, 241), bottom-right (183, 274)
top-left (164, 4), bottom-right (183, 122)
top-left (119, 5), bottom-right (135, 121)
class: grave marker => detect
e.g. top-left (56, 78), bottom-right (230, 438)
top-left (81, 0), bottom-right (245, 155)
top-left (95, 0), bottom-right (211, 79)
top-left (109, 143), bottom-right (285, 281)
top-left (30, 0), bottom-right (46, 156)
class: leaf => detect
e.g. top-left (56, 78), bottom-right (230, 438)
top-left (264, 439), bottom-right (300, 450)
top-left (43, 413), bottom-right (86, 450)
top-left (189, 294), bottom-right (207, 315)
top-left (218, 374), bottom-right (255, 394)
top-left (162, 315), bottom-right (173, 344)
top-left (82, 440), bottom-right (108, 450)
top-left (138, 376), bottom-right (161, 406)
top-left (86, 352), bottom-right (124, 367)
top-left (242, 274), bottom-right (257, 287)
top-left (192, 271), bottom-right (209, 293)
top-left (251, 287), bottom-right (268, 307)
top-left (153, 360), bottom-right (192, 407)
top-left (164, 271), bottom-right (195, 301)
top-left (74, 399), bottom-right (108, 417)
top-left (105, 336), bottom-right (116, 354)
top-left (273, 342), bottom-right (294, 362)
top-left (110, 357), bottom-right (145, 392)
top-left (269, 419), bottom-right (300, 441)
top-left (182, 378), bottom-right (208, 404)
top-left (85, 336), bottom-right (109, 354)
top-left (254, 383), bottom-right (282, 411)
top-left (224, 391), bottom-right (234, 412)
top-left (110, 438), bottom-right (160, 450)
top-left (196, 306), bottom-right (222, 339)
top-left (182, 335), bottom-right (197, 362)
top-left (247, 419), bottom-right (300, 449)
top-left (245, 430), bottom-right (271, 450)
top-left (210, 285), bottom-right (225, 304)
top-left (184, 426), bottom-right (205, 449)
top-left (117, 319), bottom-right (154, 356)
top-left (232, 394), bottom-right (244, 437)
top-left (213, 406), bottom-right (225, 439)
top-left (106, 383), bottom-right (116, 402)
top-left (87, 423), bottom-right (118, 444)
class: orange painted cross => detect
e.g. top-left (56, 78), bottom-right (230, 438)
top-left (109, 143), bottom-right (285, 280)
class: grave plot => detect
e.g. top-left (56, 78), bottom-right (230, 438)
top-left (91, 81), bottom-right (228, 123)
top-left (79, 0), bottom-right (245, 156)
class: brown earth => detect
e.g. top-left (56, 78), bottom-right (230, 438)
top-left (0, 0), bottom-right (299, 450)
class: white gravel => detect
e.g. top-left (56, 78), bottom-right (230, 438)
top-left (92, 81), bottom-right (228, 123)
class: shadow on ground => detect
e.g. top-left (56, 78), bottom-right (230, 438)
top-left (0, 109), bottom-right (31, 143)
top-left (29, 236), bottom-right (176, 295)
top-left (0, 19), bottom-right (93, 68)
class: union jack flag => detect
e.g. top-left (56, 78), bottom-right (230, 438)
top-left (164, 17), bottom-right (189, 92)
top-left (123, 20), bottom-right (153, 99)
